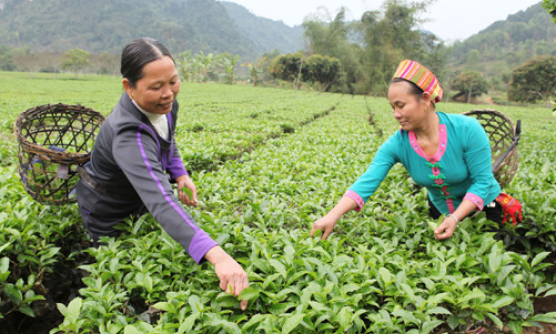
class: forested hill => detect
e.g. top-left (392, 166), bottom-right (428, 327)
top-left (449, 2), bottom-right (555, 67)
top-left (0, 0), bottom-right (303, 58)
top-left (220, 1), bottom-right (304, 55)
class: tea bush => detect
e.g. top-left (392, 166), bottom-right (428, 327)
top-left (0, 72), bottom-right (554, 333)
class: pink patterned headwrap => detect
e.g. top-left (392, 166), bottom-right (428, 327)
top-left (393, 60), bottom-right (443, 103)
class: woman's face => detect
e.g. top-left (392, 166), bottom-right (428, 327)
top-left (387, 81), bottom-right (429, 132)
top-left (124, 56), bottom-right (181, 115)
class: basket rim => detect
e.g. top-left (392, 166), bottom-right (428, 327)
top-left (13, 103), bottom-right (105, 164)
top-left (463, 109), bottom-right (519, 188)
top-left (462, 109), bottom-right (515, 130)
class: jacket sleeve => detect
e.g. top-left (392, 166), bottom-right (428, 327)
top-left (462, 119), bottom-right (501, 210)
top-left (113, 124), bottom-right (217, 263)
top-left (167, 140), bottom-right (188, 180)
top-left (345, 133), bottom-right (399, 211)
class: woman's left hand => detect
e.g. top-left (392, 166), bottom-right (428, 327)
top-left (434, 216), bottom-right (457, 240)
top-left (175, 175), bottom-right (198, 207)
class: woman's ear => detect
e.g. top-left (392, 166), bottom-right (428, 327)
top-left (122, 78), bottom-right (133, 100)
top-left (422, 91), bottom-right (433, 108)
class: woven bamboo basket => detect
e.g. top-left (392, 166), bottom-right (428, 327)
top-left (463, 109), bottom-right (521, 188)
top-left (14, 103), bottom-right (105, 205)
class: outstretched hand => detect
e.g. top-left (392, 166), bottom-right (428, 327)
top-left (310, 215), bottom-right (338, 240)
top-left (175, 174), bottom-right (198, 207)
top-left (205, 246), bottom-right (249, 311)
top-left (434, 216), bottom-right (457, 240)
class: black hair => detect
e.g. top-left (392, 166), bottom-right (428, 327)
top-left (120, 38), bottom-right (174, 88)
top-left (391, 77), bottom-right (424, 98)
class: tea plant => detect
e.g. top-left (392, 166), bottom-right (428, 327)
top-left (0, 72), bottom-right (555, 333)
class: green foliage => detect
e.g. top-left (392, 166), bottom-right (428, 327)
top-left (449, 2), bottom-right (556, 93)
top-left (304, 54), bottom-right (342, 92)
top-left (221, 53), bottom-right (240, 85)
top-left (0, 0), bottom-right (299, 58)
top-left (241, 57), bottom-right (267, 87)
top-left (270, 53), bottom-right (304, 83)
top-left (542, 0), bottom-right (556, 21)
top-left (1, 72), bottom-right (555, 333)
top-left (0, 168), bottom-right (86, 319)
top-left (507, 55), bottom-right (556, 107)
top-left (61, 49), bottom-right (91, 75)
top-left (220, 1), bottom-right (303, 55)
top-left (302, 1), bottom-right (446, 95)
top-left (0, 45), bottom-right (15, 71)
top-left (451, 71), bottom-right (489, 102)
top-left (270, 52), bottom-right (342, 91)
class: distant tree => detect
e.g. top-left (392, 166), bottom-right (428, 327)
top-left (221, 53), bottom-right (240, 85)
top-left (97, 51), bottom-right (118, 75)
top-left (270, 53), bottom-right (305, 84)
top-left (466, 50), bottom-right (481, 69)
top-left (451, 71), bottom-right (488, 103)
top-left (543, 0), bottom-right (556, 21)
top-left (304, 54), bottom-right (341, 92)
top-left (358, 0), bottom-right (432, 95)
top-left (176, 51), bottom-right (196, 82)
top-left (507, 56), bottom-right (556, 107)
top-left (61, 49), bottom-right (90, 76)
top-left (196, 51), bottom-right (219, 82)
top-left (0, 45), bottom-right (15, 71)
top-left (242, 57), bottom-right (266, 86)
top-left (304, 8), bottom-right (362, 94)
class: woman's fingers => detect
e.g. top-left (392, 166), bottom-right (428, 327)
top-left (191, 187), bottom-right (199, 206)
top-left (434, 220), bottom-right (455, 240)
top-left (321, 227), bottom-right (333, 240)
top-left (213, 255), bottom-right (249, 310)
top-left (311, 217), bottom-right (335, 240)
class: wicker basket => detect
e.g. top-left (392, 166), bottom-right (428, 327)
top-left (463, 109), bottom-right (521, 189)
top-left (14, 103), bottom-right (105, 205)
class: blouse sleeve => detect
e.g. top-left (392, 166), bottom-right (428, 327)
top-left (462, 119), bottom-right (501, 210)
top-left (345, 133), bottom-right (400, 211)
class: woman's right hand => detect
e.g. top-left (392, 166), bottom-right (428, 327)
top-left (204, 246), bottom-right (249, 311)
top-left (310, 215), bottom-right (338, 240)
top-left (310, 196), bottom-right (358, 240)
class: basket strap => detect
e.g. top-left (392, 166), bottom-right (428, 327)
top-left (77, 166), bottom-right (128, 200)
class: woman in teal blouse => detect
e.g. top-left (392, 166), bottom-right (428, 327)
top-left (311, 60), bottom-right (501, 241)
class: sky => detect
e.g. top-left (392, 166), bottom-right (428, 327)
top-left (218, 0), bottom-right (543, 43)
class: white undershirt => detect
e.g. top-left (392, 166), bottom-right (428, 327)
top-left (132, 100), bottom-right (170, 140)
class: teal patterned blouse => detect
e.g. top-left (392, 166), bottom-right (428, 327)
top-left (345, 112), bottom-right (501, 214)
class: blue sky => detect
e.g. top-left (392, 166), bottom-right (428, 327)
top-left (219, 0), bottom-right (543, 43)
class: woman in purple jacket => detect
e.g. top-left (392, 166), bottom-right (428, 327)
top-left (76, 38), bottom-right (249, 310)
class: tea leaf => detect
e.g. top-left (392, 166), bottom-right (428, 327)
top-left (123, 325), bottom-right (141, 334)
top-left (152, 302), bottom-right (171, 312)
top-left (426, 306), bottom-right (452, 315)
top-left (531, 252), bottom-right (551, 267)
top-left (282, 314), bottom-right (304, 334)
top-left (496, 265), bottom-right (516, 285)
top-left (269, 259), bottom-right (287, 278)
top-left (530, 312), bottom-right (556, 324)
top-left (421, 320), bottom-right (443, 334)
top-left (237, 287), bottom-right (260, 301)
top-left (392, 309), bottom-right (419, 325)
top-left (492, 295), bottom-right (514, 308)
top-left (336, 307), bottom-right (353, 330)
top-left (181, 187), bottom-right (193, 199)
top-left (486, 312), bottom-right (504, 329)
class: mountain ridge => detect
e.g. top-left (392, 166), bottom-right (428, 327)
top-left (0, 0), bottom-right (303, 58)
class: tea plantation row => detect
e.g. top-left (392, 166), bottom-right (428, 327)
top-left (0, 72), bottom-right (555, 333)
